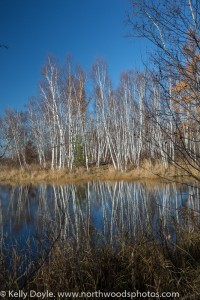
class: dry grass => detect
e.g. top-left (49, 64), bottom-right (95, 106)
top-left (1, 223), bottom-right (200, 299)
top-left (0, 160), bottom-right (196, 185)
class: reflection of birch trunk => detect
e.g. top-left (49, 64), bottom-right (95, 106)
top-left (2, 181), bottom-right (200, 250)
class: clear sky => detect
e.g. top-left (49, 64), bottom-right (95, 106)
top-left (0, 0), bottom-right (148, 114)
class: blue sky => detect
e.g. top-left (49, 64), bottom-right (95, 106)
top-left (0, 0), bottom-right (149, 114)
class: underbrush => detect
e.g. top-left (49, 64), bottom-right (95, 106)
top-left (0, 160), bottom-right (196, 185)
top-left (0, 224), bottom-right (200, 299)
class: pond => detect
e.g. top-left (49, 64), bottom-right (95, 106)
top-left (0, 180), bottom-right (200, 292)
top-left (0, 180), bottom-right (199, 249)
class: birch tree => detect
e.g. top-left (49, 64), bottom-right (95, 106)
top-left (127, 0), bottom-right (200, 179)
top-left (4, 110), bottom-right (28, 168)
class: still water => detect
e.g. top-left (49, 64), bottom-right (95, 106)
top-left (0, 180), bottom-right (199, 252)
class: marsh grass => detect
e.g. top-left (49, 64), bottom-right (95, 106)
top-left (1, 221), bottom-right (200, 299)
top-left (0, 160), bottom-right (197, 185)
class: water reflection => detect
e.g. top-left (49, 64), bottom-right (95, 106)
top-left (0, 181), bottom-right (199, 251)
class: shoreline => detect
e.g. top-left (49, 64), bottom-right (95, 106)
top-left (0, 162), bottom-right (196, 185)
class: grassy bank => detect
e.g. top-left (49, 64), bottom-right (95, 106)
top-left (1, 223), bottom-right (200, 299)
top-left (0, 160), bottom-right (196, 184)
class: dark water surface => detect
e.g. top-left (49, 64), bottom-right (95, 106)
top-left (0, 181), bottom-right (199, 250)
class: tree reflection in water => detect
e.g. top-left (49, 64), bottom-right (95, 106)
top-left (0, 181), bottom-right (199, 250)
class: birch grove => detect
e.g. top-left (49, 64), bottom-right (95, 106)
top-left (0, 50), bottom-right (199, 176)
